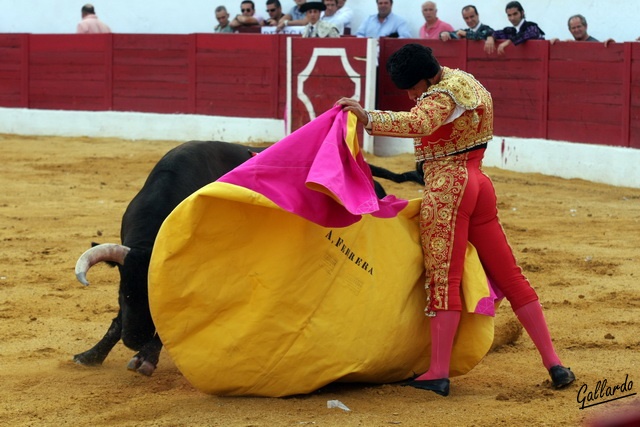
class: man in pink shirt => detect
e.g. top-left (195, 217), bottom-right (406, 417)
top-left (419, 1), bottom-right (453, 39)
top-left (77, 4), bottom-right (111, 34)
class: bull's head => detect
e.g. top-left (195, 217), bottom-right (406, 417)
top-left (75, 243), bottom-right (156, 351)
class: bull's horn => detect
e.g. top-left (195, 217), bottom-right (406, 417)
top-left (75, 243), bottom-right (131, 286)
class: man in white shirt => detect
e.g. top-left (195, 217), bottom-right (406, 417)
top-left (355, 0), bottom-right (411, 39)
top-left (230, 0), bottom-right (265, 30)
top-left (335, 0), bottom-right (353, 34)
top-left (321, 0), bottom-right (345, 35)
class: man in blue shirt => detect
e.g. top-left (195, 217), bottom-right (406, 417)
top-left (355, 0), bottom-right (411, 38)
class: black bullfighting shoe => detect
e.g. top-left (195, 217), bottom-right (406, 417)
top-left (549, 365), bottom-right (576, 389)
top-left (401, 378), bottom-right (450, 396)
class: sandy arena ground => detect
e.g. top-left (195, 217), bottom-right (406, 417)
top-left (1, 133), bottom-right (639, 426)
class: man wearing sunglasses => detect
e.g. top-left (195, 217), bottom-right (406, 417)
top-left (264, 0), bottom-right (285, 27)
top-left (230, 0), bottom-right (265, 30)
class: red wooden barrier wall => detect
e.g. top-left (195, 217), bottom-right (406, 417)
top-left (547, 42), bottom-right (627, 146)
top-left (289, 37), bottom-right (369, 131)
top-left (630, 43), bottom-right (640, 149)
top-left (29, 34), bottom-right (113, 111)
top-left (0, 34), bottom-right (28, 108)
top-left (0, 33), bottom-right (638, 148)
top-left (377, 39), bottom-right (639, 148)
top-left (112, 34), bottom-right (190, 114)
top-left (467, 41), bottom-right (548, 140)
top-left (195, 34), bottom-right (283, 118)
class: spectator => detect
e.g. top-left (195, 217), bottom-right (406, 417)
top-left (355, 0), bottom-right (411, 39)
top-left (301, 2), bottom-right (340, 38)
top-left (264, 0), bottom-right (285, 26)
top-left (549, 15), bottom-right (614, 47)
top-left (488, 1), bottom-right (544, 55)
top-left (277, 0), bottom-right (308, 31)
top-left (230, 0), bottom-right (265, 30)
top-left (214, 6), bottom-right (233, 33)
top-left (335, 0), bottom-right (354, 34)
top-left (76, 4), bottom-right (111, 34)
top-left (419, 1), bottom-right (453, 40)
top-left (321, 0), bottom-right (345, 35)
top-left (440, 5), bottom-right (494, 45)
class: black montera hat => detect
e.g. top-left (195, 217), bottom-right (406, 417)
top-left (300, 1), bottom-right (326, 13)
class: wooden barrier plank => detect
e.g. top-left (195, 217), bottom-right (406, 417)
top-left (493, 99), bottom-right (542, 121)
top-left (29, 34), bottom-right (111, 52)
top-left (28, 94), bottom-right (107, 111)
top-left (494, 117), bottom-right (540, 138)
top-left (196, 93), bottom-right (275, 117)
top-left (548, 103), bottom-right (622, 124)
top-left (550, 42), bottom-right (626, 62)
top-left (0, 34), bottom-right (27, 48)
top-left (195, 33), bottom-right (280, 118)
top-left (114, 65), bottom-right (189, 82)
top-left (196, 83), bottom-right (277, 99)
top-left (548, 80), bottom-right (623, 104)
top-left (113, 81), bottom-right (188, 98)
top-left (112, 34), bottom-right (190, 114)
top-left (548, 120), bottom-right (623, 146)
top-left (113, 34), bottom-right (191, 50)
top-left (549, 60), bottom-right (625, 82)
top-left (112, 53), bottom-right (189, 67)
top-left (467, 59), bottom-right (545, 80)
top-left (29, 52), bottom-right (106, 66)
top-left (630, 43), bottom-right (640, 148)
top-left (29, 64), bottom-right (107, 80)
top-left (0, 48), bottom-right (23, 69)
top-left (29, 79), bottom-right (106, 94)
top-left (113, 97), bottom-right (189, 114)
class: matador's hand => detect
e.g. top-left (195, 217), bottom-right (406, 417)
top-left (335, 98), bottom-right (368, 126)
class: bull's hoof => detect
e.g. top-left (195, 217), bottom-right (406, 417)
top-left (126, 356), bottom-right (156, 376)
top-left (73, 351), bottom-right (106, 366)
top-left (136, 361), bottom-right (156, 376)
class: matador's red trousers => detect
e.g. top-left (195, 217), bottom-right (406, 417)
top-left (419, 148), bottom-right (539, 314)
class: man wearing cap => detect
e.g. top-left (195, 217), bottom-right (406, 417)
top-left (300, 2), bottom-right (340, 38)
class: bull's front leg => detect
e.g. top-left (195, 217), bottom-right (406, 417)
top-left (126, 334), bottom-right (162, 376)
top-left (74, 313), bottom-right (122, 366)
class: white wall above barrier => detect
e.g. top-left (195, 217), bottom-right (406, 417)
top-left (1, 107), bottom-right (639, 189)
top-left (0, 108), bottom-right (285, 144)
top-left (373, 134), bottom-right (640, 189)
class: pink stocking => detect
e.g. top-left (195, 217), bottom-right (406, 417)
top-left (415, 310), bottom-right (461, 381)
top-left (514, 301), bottom-right (562, 369)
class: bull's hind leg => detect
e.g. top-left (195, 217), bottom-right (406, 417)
top-left (74, 314), bottom-right (122, 365)
top-left (126, 334), bottom-right (162, 376)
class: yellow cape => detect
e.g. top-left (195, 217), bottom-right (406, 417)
top-left (148, 185), bottom-right (494, 397)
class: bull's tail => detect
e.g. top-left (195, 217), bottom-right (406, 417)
top-left (368, 163), bottom-right (424, 185)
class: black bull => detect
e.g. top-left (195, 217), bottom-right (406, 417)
top-left (74, 140), bottom-right (423, 376)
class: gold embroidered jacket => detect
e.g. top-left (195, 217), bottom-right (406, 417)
top-left (368, 67), bottom-right (494, 161)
